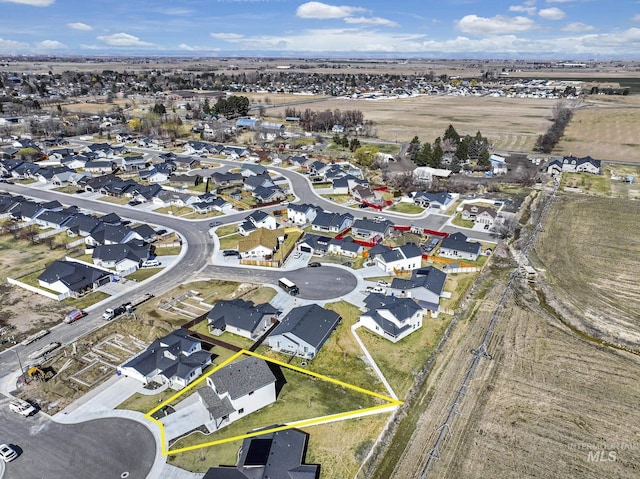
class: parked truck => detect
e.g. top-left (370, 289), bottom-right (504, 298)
top-left (278, 277), bottom-right (300, 296)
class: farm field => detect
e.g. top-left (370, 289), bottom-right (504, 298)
top-left (534, 194), bottom-right (640, 349)
top-left (556, 105), bottom-right (640, 162)
top-left (267, 95), bottom-right (555, 151)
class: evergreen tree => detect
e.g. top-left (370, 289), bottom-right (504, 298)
top-left (443, 124), bottom-right (460, 144)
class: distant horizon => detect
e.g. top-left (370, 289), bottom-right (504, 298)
top-left (1, 1), bottom-right (639, 59)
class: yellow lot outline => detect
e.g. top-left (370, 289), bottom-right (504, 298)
top-left (145, 349), bottom-right (402, 455)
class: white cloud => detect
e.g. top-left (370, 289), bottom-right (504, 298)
top-left (546, 0), bottom-right (574, 3)
top-left (296, 1), bottom-right (367, 19)
top-left (178, 43), bottom-right (220, 52)
top-left (35, 40), bottom-right (66, 49)
top-left (343, 16), bottom-right (399, 27)
top-left (0, 0), bottom-right (54, 6)
top-left (538, 7), bottom-right (566, 20)
top-left (509, 5), bottom-right (537, 15)
top-left (0, 37), bottom-right (29, 52)
top-left (562, 22), bottom-right (594, 32)
top-left (456, 14), bottom-right (537, 35)
top-left (96, 33), bottom-right (154, 47)
top-left (210, 33), bottom-right (244, 40)
top-left (67, 22), bottom-right (92, 31)
top-left (632, 14), bottom-right (640, 22)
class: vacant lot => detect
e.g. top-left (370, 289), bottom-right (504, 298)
top-left (534, 194), bottom-right (640, 349)
top-left (267, 95), bottom-right (554, 150)
top-left (556, 104), bottom-right (640, 162)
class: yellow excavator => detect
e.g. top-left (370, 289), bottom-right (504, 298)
top-left (27, 365), bottom-right (52, 382)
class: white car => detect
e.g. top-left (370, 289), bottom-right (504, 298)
top-left (377, 280), bottom-right (391, 287)
top-left (9, 399), bottom-right (36, 417)
top-left (365, 286), bottom-right (386, 294)
top-left (0, 443), bottom-right (17, 462)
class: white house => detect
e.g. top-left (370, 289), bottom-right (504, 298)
top-left (438, 232), bottom-right (482, 261)
top-left (286, 203), bottom-right (319, 225)
top-left (198, 356), bottom-right (276, 431)
top-left (117, 330), bottom-right (212, 390)
top-left (461, 204), bottom-right (498, 229)
top-left (374, 243), bottom-right (423, 273)
top-left (359, 295), bottom-right (424, 343)
top-left (489, 154), bottom-right (508, 175)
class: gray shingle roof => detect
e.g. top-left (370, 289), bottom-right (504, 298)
top-left (206, 299), bottom-right (279, 335)
top-left (439, 232), bottom-right (482, 255)
top-left (211, 356), bottom-right (276, 400)
top-left (269, 304), bottom-right (341, 351)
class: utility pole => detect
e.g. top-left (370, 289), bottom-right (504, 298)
top-left (14, 350), bottom-right (26, 385)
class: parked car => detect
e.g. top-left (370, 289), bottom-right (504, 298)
top-left (141, 259), bottom-right (161, 268)
top-left (377, 280), bottom-right (390, 287)
top-left (9, 399), bottom-right (36, 417)
top-left (365, 286), bottom-right (386, 294)
top-left (209, 221), bottom-right (222, 227)
top-left (223, 249), bottom-right (240, 257)
top-left (307, 262), bottom-right (321, 268)
top-left (63, 309), bottom-right (85, 324)
top-left (358, 203), bottom-right (369, 208)
top-left (0, 444), bottom-right (18, 462)
top-left (128, 200), bottom-right (142, 206)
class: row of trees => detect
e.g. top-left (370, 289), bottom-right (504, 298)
top-left (410, 125), bottom-right (491, 171)
top-left (284, 107), bottom-right (365, 133)
top-left (535, 100), bottom-right (574, 153)
top-left (203, 95), bottom-right (250, 118)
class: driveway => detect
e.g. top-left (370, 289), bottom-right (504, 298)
top-left (160, 394), bottom-right (210, 441)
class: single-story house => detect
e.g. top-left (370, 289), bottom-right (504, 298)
top-left (311, 211), bottom-right (353, 234)
top-left (37, 260), bottom-right (113, 297)
top-left (438, 232), bottom-right (482, 261)
top-left (351, 218), bottom-right (394, 242)
top-left (411, 191), bottom-right (455, 210)
top-left (267, 304), bottom-right (341, 359)
top-left (206, 298), bottom-right (280, 339)
top-left (374, 243), bottom-right (423, 273)
top-left (461, 204), bottom-right (498, 229)
top-left (237, 228), bottom-right (283, 260)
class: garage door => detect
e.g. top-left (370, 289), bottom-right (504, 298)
top-left (299, 246), bottom-right (312, 253)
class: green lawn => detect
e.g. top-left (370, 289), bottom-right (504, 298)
top-left (125, 267), bottom-right (162, 282)
top-left (320, 194), bottom-right (352, 204)
top-left (155, 246), bottom-right (182, 256)
top-left (218, 234), bottom-right (242, 250)
top-left (451, 213), bottom-right (474, 228)
top-left (560, 172), bottom-right (611, 195)
top-left (63, 290), bottom-right (111, 310)
top-left (214, 224), bottom-right (238, 237)
top-left (387, 202), bottom-right (424, 214)
top-left (99, 195), bottom-right (129, 205)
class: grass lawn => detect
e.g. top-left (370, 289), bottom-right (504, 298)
top-left (155, 246), bottom-right (182, 256)
top-left (214, 224), bottom-right (238, 237)
top-left (191, 321), bottom-right (255, 350)
top-left (63, 290), bottom-right (110, 310)
top-left (218, 234), bottom-right (242, 250)
top-left (387, 202), bottom-right (424, 214)
top-left (153, 206), bottom-right (194, 217)
top-left (438, 272), bottom-right (477, 311)
top-left (52, 185), bottom-right (81, 194)
top-left (320, 194), bottom-right (352, 204)
top-left (240, 286), bottom-right (277, 305)
top-left (117, 388), bottom-right (177, 413)
top-left (125, 267), bottom-right (162, 282)
top-left (99, 195), bottom-right (129, 205)
top-left (451, 213), bottom-right (474, 228)
top-left (359, 313), bottom-right (453, 398)
top-left (312, 182), bottom-right (332, 189)
top-left (560, 172), bottom-right (611, 196)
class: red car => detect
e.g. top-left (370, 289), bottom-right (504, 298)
top-left (64, 309), bottom-right (85, 324)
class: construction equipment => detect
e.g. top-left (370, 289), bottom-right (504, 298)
top-left (27, 365), bottom-right (53, 382)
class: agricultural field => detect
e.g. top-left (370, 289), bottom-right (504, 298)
top-left (533, 194), bottom-right (640, 349)
top-left (556, 97), bottom-right (640, 162)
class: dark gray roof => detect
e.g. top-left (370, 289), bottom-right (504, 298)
top-left (413, 191), bottom-right (453, 205)
top-left (390, 266), bottom-right (447, 295)
top-left (311, 211), bottom-right (352, 229)
top-left (198, 387), bottom-right (235, 420)
top-left (203, 429), bottom-right (318, 479)
top-left (352, 218), bottom-right (394, 234)
top-left (439, 232), bottom-right (482, 255)
top-left (288, 203), bottom-right (321, 214)
top-left (397, 242), bottom-right (423, 259)
top-left (252, 185), bottom-right (283, 201)
top-left (64, 213), bottom-right (102, 236)
top-left (37, 260), bottom-right (112, 292)
top-left (211, 356), bottom-right (276, 400)
top-left (206, 298), bottom-right (279, 334)
top-left (269, 304), bottom-right (341, 351)
top-left (247, 209), bottom-right (270, 223)
top-left (91, 243), bottom-right (150, 263)
top-left (364, 294), bottom-right (422, 321)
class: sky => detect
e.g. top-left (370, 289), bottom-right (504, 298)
top-left (0, 0), bottom-right (639, 58)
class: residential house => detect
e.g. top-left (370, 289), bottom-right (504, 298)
top-left (80, 173), bottom-right (120, 192)
top-left (359, 294), bottom-right (424, 343)
top-left (268, 304), bottom-right (341, 359)
top-left (86, 223), bottom-right (143, 247)
top-left (65, 213), bottom-right (102, 237)
top-left (461, 204), bottom-right (498, 229)
top-left (327, 237), bottom-right (364, 257)
top-left (238, 210), bottom-right (278, 236)
top-left (120, 155), bottom-right (146, 171)
top-left (237, 228), bottom-right (283, 260)
top-left (547, 155), bottom-right (602, 175)
top-left (438, 232), bottom-right (482, 261)
top-left (169, 173), bottom-right (202, 188)
top-left (252, 185), bottom-right (285, 204)
top-left (198, 356), bottom-right (276, 431)
top-left (33, 206), bottom-right (78, 230)
top-left (489, 154), bottom-right (508, 175)
top-left (351, 218), bottom-right (394, 243)
top-left (243, 173), bottom-right (275, 191)
top-left (183, 141), bottom-right (215, 156)
top-left (131, 184), bottom-right (163, 203)
top-left (311, 211), bottom-right (353, 234)
top-left (118, 329), bottom-right (211, 390)
top-left (139, 168), bottom-right (169, 184)
top-left (411, 191), bottom-right (455, 210)
top-left (173, 156), bottom-right (201, 170)
top-left (61, 154), bottom-right (89, 170)
top-left (351, 184), bottom-right (380, 204)
top-left (240, 164), bottom-right (268, 177)
top-left (287, 203), bottom-right (320, 225)
top-left (99, 179), bottom-right (140, 197)
top-left (84, 160), bottom-right (114, 174)
top-left (51, 170), bottom-right (90, 185)
top-left (211, 171), bottom-right (244, 188)
top-left (389, 266), bottom-right (447, 315)
top-left (91, 242), bottom-right (152, 272)
top-left (413, 166), bottom-right (452, 183)
top-left (37, 260), bottom-right (112, 297)
top-left (152, 190), bottom-right (200, 208)
top-left (202, 429), bottom-right (318, 479)
top-left (373, 243), bottom-right (423, 273)
top-left (297, 233), bottom-right (332, 255)
top-left (206, 298), bottom-right (280, 339)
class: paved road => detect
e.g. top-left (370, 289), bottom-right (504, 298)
top-left (0, 397), bottom-right (155, 479)
top-left (200, 264), bottom-right (358, 300)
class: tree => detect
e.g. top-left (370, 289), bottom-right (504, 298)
top-left (152, 103), bottom-right (166, 115)
top-left (349, 138), bottom-right (361, 152)
top-left (414, 142), bottom-right (431, 167)
top-left (455, 135), bottom-right (470, 162)
top-left (430, 138), bottom-right (444, 168)
top-left (443, 124), bottom-right (460, 144)
top-left (353, 145), bottom-right (378, 167)
top-left (128, 118), bottom-right (142, 132)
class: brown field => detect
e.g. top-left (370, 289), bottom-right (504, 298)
top-left (266, 95), bottom-right (554, 150)
top-left (556, 104), bottom-right (640, 162)
top-left (533, 194), bottom-right (640, 349)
